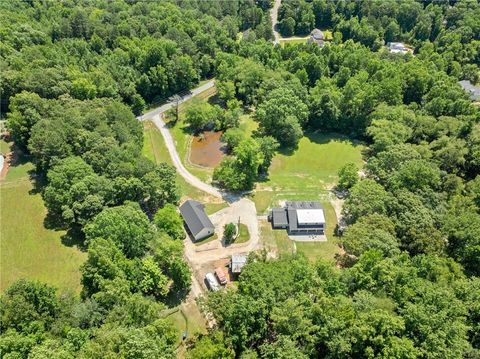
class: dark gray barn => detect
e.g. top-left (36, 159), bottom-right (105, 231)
top-left (179, 200), bottom-right (215, 241)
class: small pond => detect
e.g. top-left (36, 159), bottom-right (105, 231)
top-left (190, 131), bottom-right (226, 168)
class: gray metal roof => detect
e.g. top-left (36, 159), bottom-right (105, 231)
top-left (311, 28), bottom-right (324, 40)
top-left (272, 208), bottom-right (288, 227)
top-left (179, 200), bottom-right (214, 237)
top-left (459, 80), bottom-right (480, 101)
top-left (231, 254), bottom-right (247, 273)
top-left (271, 202), bottom-right (325, 232)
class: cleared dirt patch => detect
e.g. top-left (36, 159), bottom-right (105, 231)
top-left (190, 131), bottom-right (226, 168)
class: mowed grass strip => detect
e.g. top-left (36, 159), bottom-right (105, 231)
top-left (163, 301), bottom-right (207, 350)
top-left (0, 147), bottom-right (86, 293)
top-left (280, 37), bottom-right (309, 47)
top-left (234, 223), bottom-right (249, 244)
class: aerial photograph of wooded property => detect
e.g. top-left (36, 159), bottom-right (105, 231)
top-left (0, 0), bottom-right (479, 357)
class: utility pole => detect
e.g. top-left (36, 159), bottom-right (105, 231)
top-left (173, 94), bottom-right (181, 123)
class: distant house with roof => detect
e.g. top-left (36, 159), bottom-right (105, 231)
top-left (386, 42), bottom-right (410, 55)
top-left (459, 80), bottom-right (480, 101)
top-left (269, 201), bottom-right (326, 235)
top-left (308, 28), bottom-right (325, 47)
top-left (179, 200), bottom-right (215, 241)
top-left (230, 253), bottom-right (248, 274)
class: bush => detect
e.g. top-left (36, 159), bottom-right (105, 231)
top-left (224, 223), bottom-right (236, 243)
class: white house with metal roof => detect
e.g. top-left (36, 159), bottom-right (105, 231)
top-left (269, 201), bottom-right (326, 234)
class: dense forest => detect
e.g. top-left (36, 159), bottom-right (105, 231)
top-left (277, 0), bottom-right (480, 83)
top-left (1, 0), bottom-right (479, 358)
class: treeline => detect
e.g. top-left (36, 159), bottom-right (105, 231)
top-left (277, 0), bottom-right (479, 82)
top-left (1, 0), bottom-right (273, 114)
top-left (2, 87), bottom-right (190, 358)
top-left (190, 254), bottom-right (480, 358)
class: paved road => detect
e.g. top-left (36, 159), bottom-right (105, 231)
top-left (138, 80), bottom-right (215, 121)
top-left (270, 0), bottom-right (282, 44)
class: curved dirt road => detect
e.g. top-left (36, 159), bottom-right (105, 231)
top-left (150, 114), bottom-right (223, 199)
top-left (140, 83), bottom-right (261, 296)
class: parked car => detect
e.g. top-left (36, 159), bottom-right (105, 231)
top-left (215, 267), bottom-right (228, 285)
top-left (205, 272), bottom-right (220, 291)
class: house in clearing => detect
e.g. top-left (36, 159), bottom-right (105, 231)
top-left (459, 80), bottom-right (480, 101)
top-left (179, 200), bottom-right (215, 241)
top-left (308, 28), bottom-right (325, 47)
top-left (386, 42), bottom-right (411, 55)
top-left (269, 201), bottom-right (326, 235)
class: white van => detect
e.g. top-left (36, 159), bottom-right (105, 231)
top-left (205, 272), bottom-right (220, 291)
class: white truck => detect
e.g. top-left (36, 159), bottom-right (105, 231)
top-left (205, 272), bottom-right (220, 291)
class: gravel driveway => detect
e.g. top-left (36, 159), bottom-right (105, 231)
top-left (139, 83), bottom-right (260, 297)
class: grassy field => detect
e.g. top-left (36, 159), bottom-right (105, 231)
top-left (280, 37), bottom-right (309, 47)
top-left (163, 301), bottom-right (207, 346)
top-left (234, 223), bottom-right (249, 244)
top-left (253, 132), bottom-right (364, 213)
top-left (259, 220), bottom-right (295, 255)
top-left (142, 121), bottom-right (228, 214)
top-left (0, 142), bottom-right (86, 293)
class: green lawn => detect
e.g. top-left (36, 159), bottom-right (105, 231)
top-left (166, 118), bottom-right (213, 183)
top-left (234, 223), bottom-right (249, 244)
top-left (1, 139), bottom-right (11, 154)
top-left (239, 114), bottom-right (258, 137)
top-left (194, 232), bottom-right (218, 246)
top-left (163, 301), bottom-right (206, 346)
top-left (279, 30), bottom-right (332, 47)
top-left (295, 200), bottom-right (340, 262)
top-left (280, 37), bottom-right (309, 47)
top-left (0, 143), bottom-right (86, 293)
top-left (323, 30), bottom-right (333, 40)
top-left (254, 132), bottom-right (362, 262)
top-left (254, 132), bottom-right (364, 213)
top-left (259, 220), bottom-right (295, 255)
